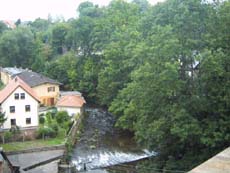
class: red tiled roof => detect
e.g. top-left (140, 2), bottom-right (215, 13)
top-left (2, 20), bottom-right (16, 29)
top-left (0, 76), bottom-right (40, 103)
top-left (56, 95), bottom-right (86, 108)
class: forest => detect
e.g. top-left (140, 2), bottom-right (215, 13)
top-left (0, 0), bottom-right (229, 171)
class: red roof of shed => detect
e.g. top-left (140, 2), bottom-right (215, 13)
top-left (56, 95), bottom-right (86, 108)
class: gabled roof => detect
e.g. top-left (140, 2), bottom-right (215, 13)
top-left (56, 95), bottom-right (86, 108)
top-left (14, 71), bottom-right (61, 87)
top-left (0, 76), bottom-right (40, 103)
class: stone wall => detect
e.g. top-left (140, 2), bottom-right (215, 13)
top-left (58, 111), bottom-right (84, 173)
top-left (0, 127), bottom-right (38, 143)
top-left (6, 145), bottom-right (65, 155)
top-left (66, 113), bottom-right (83, 146)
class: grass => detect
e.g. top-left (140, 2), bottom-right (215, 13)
top-left (1, 137), bottom-right (65, 152)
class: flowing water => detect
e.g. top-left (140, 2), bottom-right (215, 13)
top-left (71, 108), bottom-right (156, 172)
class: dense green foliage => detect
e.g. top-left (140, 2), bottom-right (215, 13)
top-left (38, 111), bottom-right (72, 139)
top-left (0, 0), bottom-right (229, 171)
top-left (0, 111), bottom-right (7, 126)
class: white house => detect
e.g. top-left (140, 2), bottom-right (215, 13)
top-left (0, 67), bottom-right (61, 106)
top-left (56, 93), bottom-right (86, 117)
top-left (0, 77), bottom-right (40, 130)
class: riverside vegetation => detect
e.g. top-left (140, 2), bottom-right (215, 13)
top-left (0, 0), bottom-right (229, 171)
top-left (0, 110), bottom-right (72, 151)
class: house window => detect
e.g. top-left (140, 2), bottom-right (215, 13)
top-left (14, 93), bottom-right (19, 100)
top-left (11, 119), bottom-right (16, 126)
top-left (25, 105), bottom-right (30, 112)
top-left (10, 106), bottom-right (15, 113)
top-left (21, 93), bottom-right (25, 99)
top-left (48, 87), bottom-right (55, 92)
top-left (26, 118), bottom-right (31, 125)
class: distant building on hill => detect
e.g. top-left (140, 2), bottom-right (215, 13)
top-left (1, 20), bottom-right (16, 29)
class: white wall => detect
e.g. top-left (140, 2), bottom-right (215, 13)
top-left (1, 87), bottom-right (39, 129)
top-left (57, 106), bottom-right (81, 117)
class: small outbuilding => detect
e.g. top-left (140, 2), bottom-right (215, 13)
top-left (56, 93), bottom-right (86, 117)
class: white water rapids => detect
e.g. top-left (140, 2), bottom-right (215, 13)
top-left (72, 149), bottom-right (156, 171)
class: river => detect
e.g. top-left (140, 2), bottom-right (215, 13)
top-left (71, 108), bottom-right (156, 172)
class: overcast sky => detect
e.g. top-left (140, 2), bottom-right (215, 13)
top-left (0, 0), bottom-right (165, 21)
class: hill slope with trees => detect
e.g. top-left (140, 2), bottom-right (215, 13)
top-left (0, 0), bottom-right (229, 171)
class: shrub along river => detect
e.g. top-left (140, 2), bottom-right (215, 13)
top-left (71, 108), bottom-right (156, 172)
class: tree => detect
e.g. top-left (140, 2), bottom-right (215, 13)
top-left (0, 112), bottom-right (7, 127)
top-left (0, 21), bottom-right (8, 34)
top-left (79, 56), bottom-right (101, 101)
top-left (15, 19), bottom-right (21, 26)
top-left (0, 27), bottom-right (36, 67)
top-left (71, 17), bottom-right (96, 56)
top-left (132, 0), bottom-right (150, 12)
top-left (29, 18), bottom-right (50, 33)
top-left (96, 0), bottom-right (141, 106)
top-left (56, 111), bottom-right (70, 125)
top-left (51, 23), bottom-right (70, 54)
top-left (0, 0), bottom-right (228, 170)
top-left (78, 1), bottom-right (102, 18)
top-left (0, 112), bottom-right (7, 144)
top-left (109, 0), bottom-right (230, 171)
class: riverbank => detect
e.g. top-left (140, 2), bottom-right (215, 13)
top-left (71, 108), bottom-right (155, 172)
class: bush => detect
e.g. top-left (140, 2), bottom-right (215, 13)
top-left (46, 112), bottom-right (54, 125)
top-left (39, 116), bottom-right (45, 124)
top-left (56, 111), bottom-right (70, 125)
top-left (64, 138), bottom-right (73, 163)
top-left (39, 113), bottom-right (44, 117)
top-left (37, 126), bottom-right (57, 139)
top-left (57, 128), bottom-right (66, 138)
top-left (50, 107), bottom-right (57, 116)
top-left (9, 126), bottom-right (21, 135)
top-left (4, 131), bottom-right (13, 142)
top-left (50, 122), bottom-right (59, 135)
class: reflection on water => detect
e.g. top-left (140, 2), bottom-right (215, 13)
top-left (71, 108), bottom-right (155, 172)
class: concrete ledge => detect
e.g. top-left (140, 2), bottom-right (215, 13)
top-left (23, 156), bottom-right (62, 171)
top-left (8, 149), bottom-right (64, 173)
top-left (58, 163), bottom-right (77, 173)
top-left (189, 147), bottom-right (230, 173)
top-left (5, 144), bottom-right (65, 155)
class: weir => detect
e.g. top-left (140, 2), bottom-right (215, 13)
top-left (72, 149), bottom-right (156, 171)
top-left (71, 108), bottom-right (156, 172)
